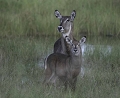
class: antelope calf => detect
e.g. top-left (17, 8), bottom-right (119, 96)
top-left (54, 10), bottom-right (76, 55)
top-left (44, 36), bottom-right (86, 91)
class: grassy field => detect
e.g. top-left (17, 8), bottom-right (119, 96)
top-left (0, 0), bottom-right (120, 37)
top-left (0, 36), bottom-right (120, 98)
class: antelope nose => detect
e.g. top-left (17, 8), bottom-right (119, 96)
top-left (58, 26), bottom-right (63, 32)
top-left (74, 49), bottom-right (78, 52)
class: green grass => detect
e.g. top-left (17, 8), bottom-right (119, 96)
top-left (0, 0), bottom-right (120, 37)
top-left (0, 36), bottom-right (120, 98)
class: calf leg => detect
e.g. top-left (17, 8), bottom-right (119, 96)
top-left (69, 77), bottom-right (77, 91)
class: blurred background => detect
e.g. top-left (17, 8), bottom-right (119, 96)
top-left (0, 0), bottom-right (120, 37)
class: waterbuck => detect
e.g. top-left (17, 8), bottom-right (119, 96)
top-left (44, 36), bottom-right (86, 91)
top-left (54, 10), bottom-right (76, 55)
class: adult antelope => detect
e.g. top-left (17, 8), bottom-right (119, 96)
top-left (54, 10), bottom-right (76, 55)
top-left (44, 36), bottom-right (86, 91)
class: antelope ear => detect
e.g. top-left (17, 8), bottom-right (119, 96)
top-left (65, 36), bottom-right (72, 45)
top-left (54, 10), bottom-right (62, 19)
top-left (71, 10), bottom-right (76, 21)
top-left (79, 36), bottom-right (86, 45)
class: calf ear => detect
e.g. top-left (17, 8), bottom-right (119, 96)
top-left (71, 10), bottom-right (76, 21)
top-left (65, 36), bottom-right (72, 45)
top-left (54, 10), bottom-right (62, 19)
top-left (79, 36), bottom-right (86, 45)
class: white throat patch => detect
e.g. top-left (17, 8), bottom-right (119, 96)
top-left (63, 24), bottom-right (71, 38)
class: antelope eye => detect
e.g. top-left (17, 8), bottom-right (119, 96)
top-left (72, 44), bottom-right (75, 47)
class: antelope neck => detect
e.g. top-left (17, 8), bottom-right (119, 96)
top-left (63, 24), bottom-right (72, 38)
top-left (70, 55), bottom-right (81, 68)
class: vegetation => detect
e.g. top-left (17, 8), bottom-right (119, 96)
top-left (0, 0), bottom-right (120, 37)
top-left (0, 36), bottom-right (120, 98)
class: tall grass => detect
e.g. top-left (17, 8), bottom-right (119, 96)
top-left (0, 0), bottom-right (120, 37)
top-left (0, 36), bottom-right (120, 98)
top-left (0, 36), bottom-right (54, 98)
